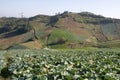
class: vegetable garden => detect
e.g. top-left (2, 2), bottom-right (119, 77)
top-left (0, 49), bottom-right (120, 80)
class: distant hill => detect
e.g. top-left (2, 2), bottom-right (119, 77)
top-left (0, 11), bottom-right (120, 49)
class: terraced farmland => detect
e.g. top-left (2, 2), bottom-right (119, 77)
top-left (0, 49), bottom-right (120, 80)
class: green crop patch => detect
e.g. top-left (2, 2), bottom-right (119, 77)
top-left (48, 29), bottom-right (85, 46)
top-left (0, 49), bottom-right (120, 80)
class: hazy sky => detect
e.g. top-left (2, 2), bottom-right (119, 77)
top-left (0, 0), bottom-right (120, 18)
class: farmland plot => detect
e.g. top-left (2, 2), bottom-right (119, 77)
top-left (0, 49), bottom-right (120, 80)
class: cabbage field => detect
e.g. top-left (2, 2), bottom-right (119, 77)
top-left (0, 49), bottom-right (120, 80)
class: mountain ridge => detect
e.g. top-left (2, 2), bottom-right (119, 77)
top-left (0, 11), bottom-right (120, 49)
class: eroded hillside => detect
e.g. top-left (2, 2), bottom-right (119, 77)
top-left (0, 12), bottom-right (120, 49)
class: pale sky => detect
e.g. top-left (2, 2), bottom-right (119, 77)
top-left (0, 0), bottom-right (120, 18)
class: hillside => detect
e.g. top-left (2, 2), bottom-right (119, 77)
top-left (0, 11), bottom-right (120, 49)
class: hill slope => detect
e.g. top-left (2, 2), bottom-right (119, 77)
top-left (0, 11), bottom-right (120, 49)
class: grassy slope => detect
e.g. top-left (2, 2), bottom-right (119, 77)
top-left (21, 40), bottom-right (42, 49)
